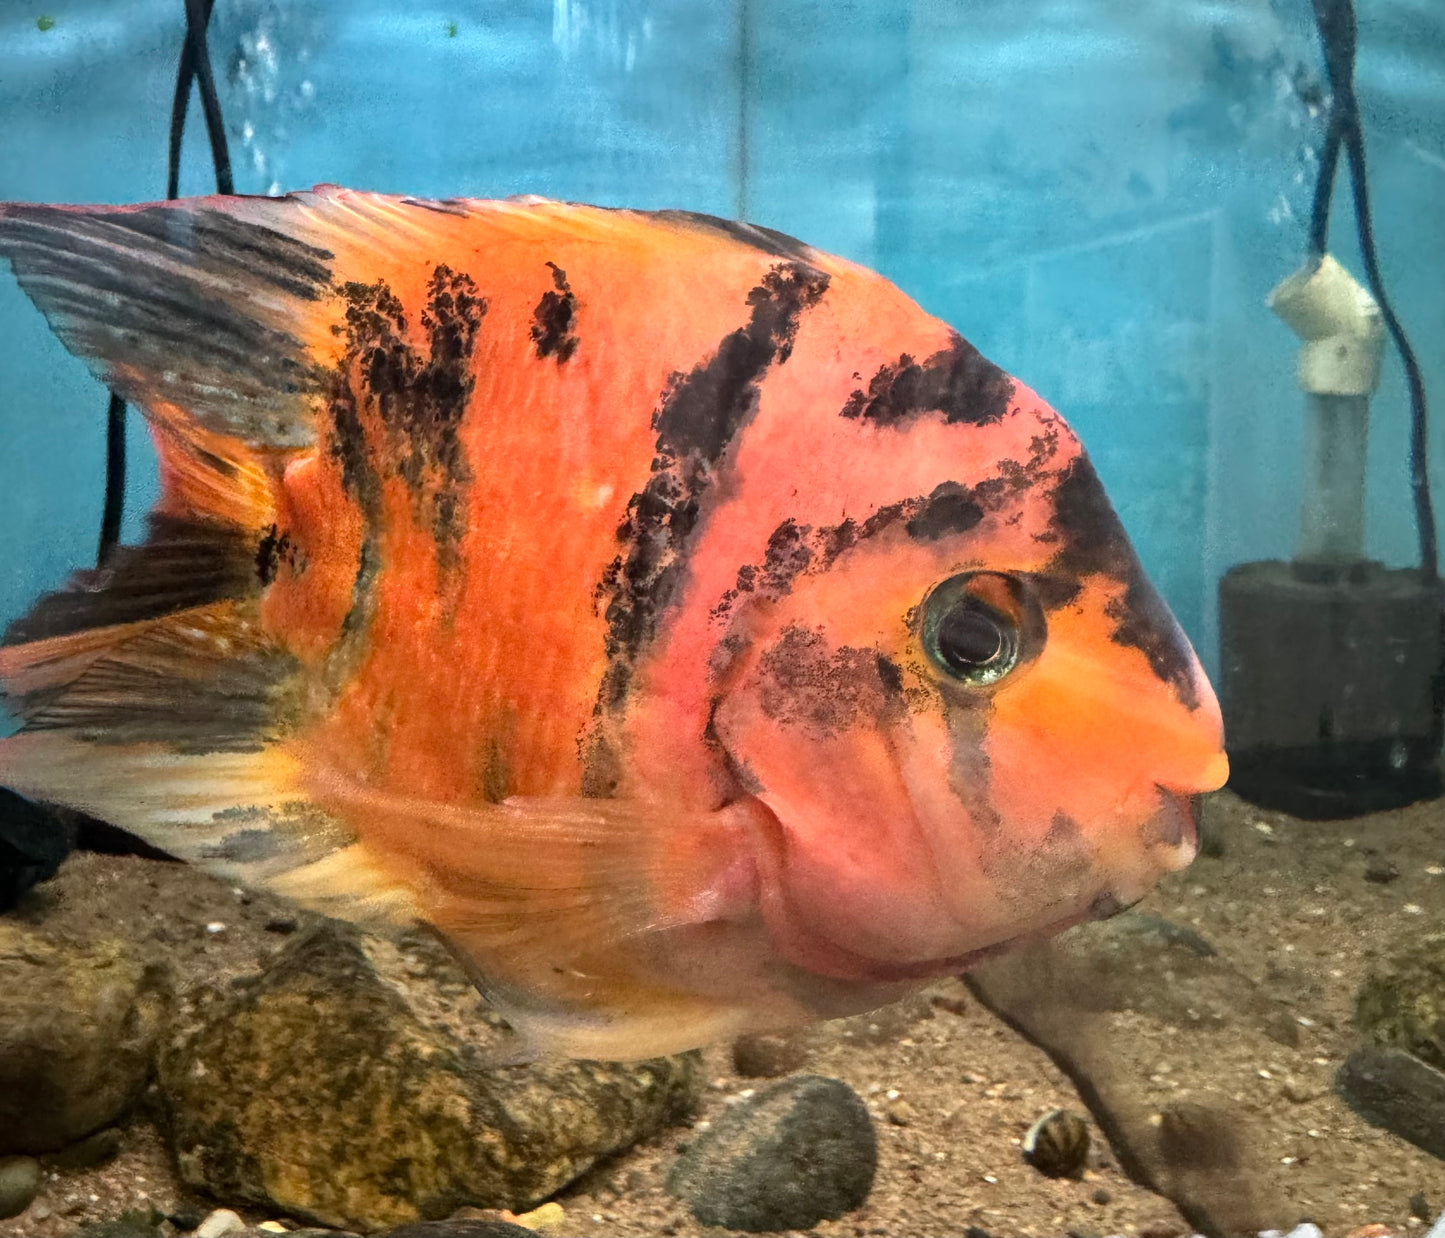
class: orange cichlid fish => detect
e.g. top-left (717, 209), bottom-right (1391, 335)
top-left (0, 186), bottom-right (1227, 1060)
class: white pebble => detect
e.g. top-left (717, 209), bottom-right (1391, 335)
top-left (1426, 865), bottom-right (1444, 876)
top-left (1404, 903), bottom-right (1424, 915)
top-left (258, 1225), bottom-right (290, 1235)
top-left (981, 1173), bottom-right (998, 1184)
top-left (205, 921), bottom-right (227, 934)
top-left (196, 1209), bottom-right (248, 1238)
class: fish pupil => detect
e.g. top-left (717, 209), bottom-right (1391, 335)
top-left (931, 597), bottom-right (1024, 686)
top-left (937, 604), bottom-right (1005, 671)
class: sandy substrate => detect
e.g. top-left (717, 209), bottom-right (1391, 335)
top-left (1, 788), bottom-right (1442, 1238)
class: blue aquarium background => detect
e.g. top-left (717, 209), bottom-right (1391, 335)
top-left (1, 0), bottom-right (1442, 681)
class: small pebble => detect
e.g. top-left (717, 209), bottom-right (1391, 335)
top-left (264, 916), bottom-right (299, 935)
top-left (1091, 1187), bottom-right (1112, 1205)
top-left (257, 1225), bottom-right (290, 1234)
top-left (1364, 857), bottom-right (1400, 884)
top-left (731, 1031), bottom-right (808, 1078)
top-left (196, 1207), bottom-right (248, 1238)
top-left (514, 1201), bottom-right (566, 1233)
top-left (930, 993), bottom-right (969, 1016)
top-left (1409, 1192), bottom-right (1431, 1219)
top-left (168, 1207), bottom-right (207, 1231)
top-left (886, 1099), bottom-right (916, 1126)
top-left (0, 1156), bottom-right (41, 1221)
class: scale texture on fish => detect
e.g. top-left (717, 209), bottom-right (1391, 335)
top-left (0, 186), bottom-right (1228, 1059)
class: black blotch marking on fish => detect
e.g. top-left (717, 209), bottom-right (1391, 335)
top-left (329, 268), bottom-right (487, 578)
top-left (876, 654), bottom-right (905, 695)
top-left (905, 482), bottom-right (986, 542)
top-left (840, 332), bottom-right (1015, 429)
top-left (1044, 455), bottom-right (1199, 710)
top-left (531, 262), bottom-right (579, 362)
top-left (579, 733), bottom-right (624, 798)
top-left (255, 525), bottom-right (301, 585)
top-left (651, 210), bottom-right (818, 262)
top-left (984, 809), bottom-right (1097, 916)
top-left (943, 693), bottom-right (1002, 837)
top-left (599, 262), bottom-right (830, 707)
top-left (711, 424), bottom-right (1068, 624)
top-left (756, 625), bottom-right (906, 736)
top-left (761, 519), bottom-right (814, 591)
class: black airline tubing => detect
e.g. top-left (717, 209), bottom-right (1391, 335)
top-left (1308, 0), bottom-right (1437, 581)
top-left (98, 0), bottom-right (232, 565)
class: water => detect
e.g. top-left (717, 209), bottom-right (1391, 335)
top-left (0, 3), bottom-right (1443, 1234)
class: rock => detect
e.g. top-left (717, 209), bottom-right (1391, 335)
top-left (158, 922), bottom-right (699, 1232)
top-left (731, 1031), bottom-right (808, 1078)
top-left (0, 1155), bottom-right (40, 1221)
top-left (667, 1074), bottom-right (876, 1232)
top-left (43, 1125), bottom-right (123, 1170)
top-left (1335, 1045), bottom-right (1445, 1160)
top-left (0, 923), bottom-right (171, 1154)
top-left (195, 1208), bottom-right (248, 1238)
top-left (1354, 932), bottom-right (1445, 1070)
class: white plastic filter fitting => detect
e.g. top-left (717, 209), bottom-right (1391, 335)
top-left (1268, 253), bottom-right (1386, 396)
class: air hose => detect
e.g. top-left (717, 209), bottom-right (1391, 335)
top-left (97, 0), bottom-right (233, 566)
top-left (1306, 0), bottom-right (1436, 581)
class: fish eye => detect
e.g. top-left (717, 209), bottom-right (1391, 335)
top-left (920, 572), bottom-right (1040, 687)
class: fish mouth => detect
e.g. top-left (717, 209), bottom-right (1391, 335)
top-left (1147, 788), bottom-right (1201, 857)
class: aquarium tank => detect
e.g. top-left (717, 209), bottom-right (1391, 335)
top-left (0, 1), bottom-right (1443, 1236)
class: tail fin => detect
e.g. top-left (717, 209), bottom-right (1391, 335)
top-left (0, 195), bottom-right (340, 884)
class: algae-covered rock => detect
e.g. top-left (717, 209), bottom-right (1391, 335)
top-left (158, 922), bottom-right (700, 1232)
top-left (1355, 932), bottom-right (1445, 1069)
top-left (0, 922), bottom-right (171, 1154)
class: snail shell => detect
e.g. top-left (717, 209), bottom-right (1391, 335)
top-left (1022, 1107), bottom-right (1090, 1178)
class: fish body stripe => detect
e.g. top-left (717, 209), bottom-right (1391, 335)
top-left (599, 261), bottom-right (831, 707)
